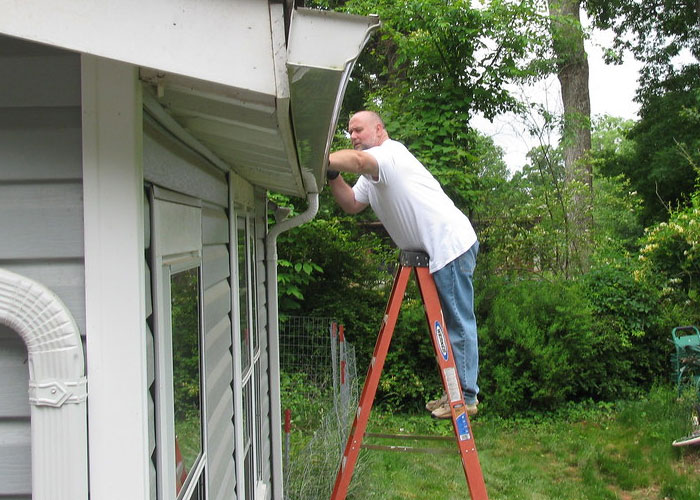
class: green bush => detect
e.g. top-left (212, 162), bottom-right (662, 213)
top-left (478, 277), bottom-right (597, 414)
top-left (637, 189), bottom-right (700, 328)
top-left (582, 260), bottom-right (665, 397)
top-left (376, 285), bottom-right (443, 409)
top-left (280, 371), bottom-right (330, 431)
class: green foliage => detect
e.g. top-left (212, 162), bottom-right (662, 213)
top-left (280, 371), bottom-right (329, 431)
top-left (590, 115), bottom-right (636, 162)
top-left (275, 195), bottom-right (396, 372)
top-left (636, 186), bottom-right (700, 328)
top-left (581, 261), bottom-right (665, 397)
top-left (329, 0), bottom-right (551, 211)
top-left (479, 141), bottom-right (594, 277)
top-left (277, 258), bottom-right (323, 314)
top-left (171, 268), bottom-right (201, 421)
top-left (584, 0), bottom-right (700, 98)
top-left (478, 277), bottom-right (597, 413)
top-left (377, 284), bottom-right (442, 409)
top-left (590, 173), bottom-right (644, 255)
top-left (602, 77), bottom-right (700, 224)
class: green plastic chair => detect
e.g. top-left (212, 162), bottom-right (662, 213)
top-left (672, 326), bottom-right (700, 396)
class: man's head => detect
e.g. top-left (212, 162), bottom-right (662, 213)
top-left (348, 111), bottom-right (389, 150)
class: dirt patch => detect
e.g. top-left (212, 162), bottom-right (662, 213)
top-left (674, 448), bottom-right (700, 475)
top-left (608, 484), bottom-right (662, 500)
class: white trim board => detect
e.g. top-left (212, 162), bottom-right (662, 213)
top-left (82, 55), bottom-right (151, 500)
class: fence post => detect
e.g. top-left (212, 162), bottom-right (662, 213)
top-left (339, 324), bottom-right (349, 416)
top-left (284, 408), bottom-right (291, 493)
top-left (330, 322), bottom-right (339, 416)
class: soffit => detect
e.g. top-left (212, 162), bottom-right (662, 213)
top-left (140, 8), bottom-right (380, 198)
top-left (141, 70), bottom-right (306, 197)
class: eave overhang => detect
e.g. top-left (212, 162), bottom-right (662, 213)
top-left (0, 1), bottom-right (378, 198)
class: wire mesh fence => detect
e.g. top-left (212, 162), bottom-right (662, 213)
top-left (279, 316), bottom-right (364, 499)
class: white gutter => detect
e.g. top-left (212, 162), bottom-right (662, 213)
top-left (0, 268), bottom-right (88, 500)
top-left (286, 8), bottom-right (380, 189)
top-left (266, 171), bottom-right (319, 500)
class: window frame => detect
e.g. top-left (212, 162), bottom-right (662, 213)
top-left (232, 212), bottom-right (263, 498)
top-left (150, 186), bottom-right (207, 500)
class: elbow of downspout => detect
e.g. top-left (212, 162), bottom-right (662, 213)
top-left (0, 268), bottom-right (88, 500)
top-left (267, 171), bottom-right (319, 256)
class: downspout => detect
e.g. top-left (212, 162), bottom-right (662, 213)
top-left (266, 170), bottom-right (319, 500)
top-left (0, 268), bottom-right (88, 500)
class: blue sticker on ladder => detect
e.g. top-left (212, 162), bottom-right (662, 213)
top-left (456, 412), bottom-right (471, 441)
top-left (434, 321), bottom-right (449, 361)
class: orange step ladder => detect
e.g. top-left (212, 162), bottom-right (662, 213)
top-left (331, 250), bottom-right (488, 500)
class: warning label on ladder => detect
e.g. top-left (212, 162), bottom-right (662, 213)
top-left (454, 406), bottom-right (471, 441)
top-left (443, 367), bottom-right (461, 403)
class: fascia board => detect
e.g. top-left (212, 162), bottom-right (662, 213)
top-left (270, 2), bottom-right (306, 197)
top-left (0, 0), bottom-right (276, 96)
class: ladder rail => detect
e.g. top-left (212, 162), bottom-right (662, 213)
top-left (330, 264), bottom-right (412, 499)
top-left (414, 266), bottom-right (488, 500)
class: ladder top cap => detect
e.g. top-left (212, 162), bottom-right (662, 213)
top-left (399, 251), bottom-right (430, 268)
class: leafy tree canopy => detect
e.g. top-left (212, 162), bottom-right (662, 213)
top-left (584, 0), bottom-right (700, 102)
top-left (317, 0), bottom-right (551, 211)
top-left (596, 72), bottom-right (700, 224)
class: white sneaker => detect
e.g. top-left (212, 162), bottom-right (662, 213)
top-left (425, 393), bottom-right (448, 412)
top-left (431, 399), bottom-right (479, 419)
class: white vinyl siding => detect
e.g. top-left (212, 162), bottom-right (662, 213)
top-left (143, 117), bottom-right (228, 207)
top-left (202, 203), bottom-right (236, 499)
top-left (0, 35), bottom-right (83, 500)
top-left (0, 326), bottom-right (31, 499)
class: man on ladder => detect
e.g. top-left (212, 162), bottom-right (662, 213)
top-left (326, 110), bottom-right (480, 419)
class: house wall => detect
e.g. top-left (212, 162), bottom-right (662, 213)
top-left (0, 326), bottom-right (31, 499)
top-left (0, 32), bottom-right (277, 499)
top-left (0, 35), bottom-right (84, 499)
top-left (0, 0), bottom-right (277, 96)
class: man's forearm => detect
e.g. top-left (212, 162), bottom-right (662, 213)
top-left (328, 175), bottom-right (366, 214)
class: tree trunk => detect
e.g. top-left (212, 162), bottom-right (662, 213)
top-left (548, 0), bottom-right (593, 273)
top-left (548, 0), bottom-right (592, 186)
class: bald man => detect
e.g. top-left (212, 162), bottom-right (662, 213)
top-left (326, 111), bottom-right (480, 417)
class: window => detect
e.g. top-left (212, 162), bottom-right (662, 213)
top-left (235, 214), bottom-right (264, 497)
top-left (151, 188), bottom-right (206, 500)
top-left (171, 267), bottom-right (204, 498)
top-left (238, 217), bottom-right (252, 375)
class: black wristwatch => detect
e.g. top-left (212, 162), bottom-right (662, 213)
top-left (327, 169), bottom-right (340, 180)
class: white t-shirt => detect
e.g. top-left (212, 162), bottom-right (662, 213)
top-left (352, 139), bottom-right (477, 273)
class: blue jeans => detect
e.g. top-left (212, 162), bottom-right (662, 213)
top-left (432, 242), bottom-right (479, 405)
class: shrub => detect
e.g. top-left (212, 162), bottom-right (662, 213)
top-left (376, 287), bottom-right (443, 409)
top-left (582, 260), bottom-right (665, 397)
top-left (478, 277), bottom-right (597, 414)
top-left (637, 190), bottom-right (700, 328)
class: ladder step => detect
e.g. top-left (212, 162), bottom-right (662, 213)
top-left (361, 444), bottom-right (458, 455)
top-left (364, 432), bottom-right (454, 442)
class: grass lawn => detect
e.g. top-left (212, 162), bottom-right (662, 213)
top-left (345, 387), bottom-right (700, 500)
